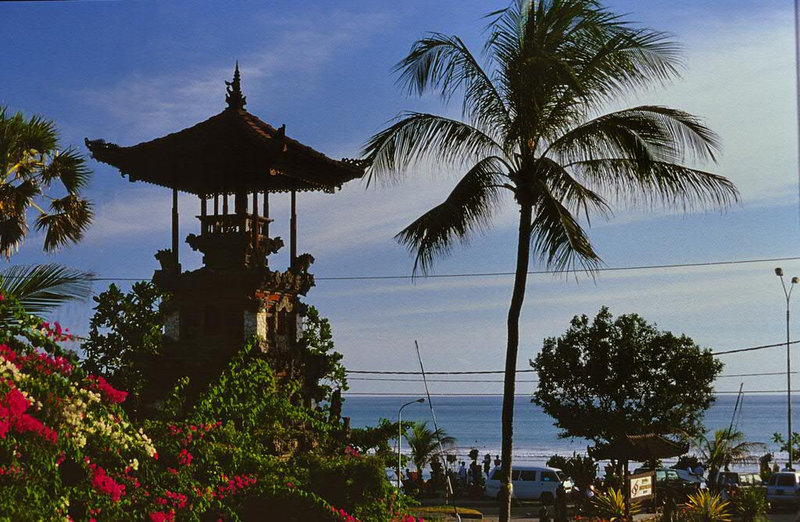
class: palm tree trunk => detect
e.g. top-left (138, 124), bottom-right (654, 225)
top-left (499, 201), bottom-right (533, 522)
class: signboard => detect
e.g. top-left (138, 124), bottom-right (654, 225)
top-left (628, 471), bottom-right (655, 501)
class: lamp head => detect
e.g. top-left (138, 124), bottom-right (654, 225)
top-left (792, 277), bottom-right (799, 285)
top-left (776, 267), bottom-right (784, 277)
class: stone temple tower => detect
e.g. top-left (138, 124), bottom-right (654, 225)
top-left (86, 64), bottom-right (364, 390)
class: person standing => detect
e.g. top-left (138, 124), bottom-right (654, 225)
top-left (458, 461), bottom-right (467, 487)
top-left (555, 485), bottom-right (568, 522)
top-left (483, 453), bottom-right (492, 475)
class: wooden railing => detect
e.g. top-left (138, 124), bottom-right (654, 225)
top-left (198, 214), bottom-right (273, 237)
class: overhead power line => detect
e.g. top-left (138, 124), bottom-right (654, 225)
top-left (318, 255), bottom-right (800, 281)
top-left (347, 371), bottom-right (797, 383)
top-left (343, 390), bottom-right (800, 396)
top-left (346, 339), bottom-right (800, 376)
top-left (4, 255), bottom-right (799, 283)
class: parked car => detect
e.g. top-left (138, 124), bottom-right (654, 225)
top-left (709, 471), bottom-right (763, 493)
top-left (766, 471), bottom-right (800, 507)
top-left (485, 465), bottom-right (574, 503)
top-left (632, 467), bottom-right (702, 503)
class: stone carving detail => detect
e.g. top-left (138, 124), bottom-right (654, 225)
top-left (290, 253), bottom-right (314, 274)
top-left (265, 269), bottom-right (315, 296)
top-left (155, 249), bottom-right (179, 271)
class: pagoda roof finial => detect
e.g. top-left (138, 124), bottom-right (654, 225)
top-left (225, 61), bottom-right (247, 110)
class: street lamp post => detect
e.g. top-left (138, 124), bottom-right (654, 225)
top-left (776, 267), bottom-right (799, 470)
top-left (397, 398), bottom-right (425, 489)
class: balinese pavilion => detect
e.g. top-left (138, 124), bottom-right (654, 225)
top-left (86, 64), bottom-right (363, 393)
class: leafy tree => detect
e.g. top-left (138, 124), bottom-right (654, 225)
top-left (363, 1), bottom-right (738, 518)
top-left (0, 264), bottom-right (92, 327)
top-left (403, 421), bottom-right (455, 475)
top-left (771, 432), bottom-right (800, 462)
top-left (532, 307), bottom-right (722, 445)
top-left (82, 282), bottom-right (166, 416)
top-left (696, 429), bottom-right (765, 475)
top-left (547, 454), bottom-right (597, 494)
top-left (294, 305), bottom-right (348, 404)
top-left (0, 106), bottom-right (92, 257)
top-left (349, 418), bottom-right (411, 470)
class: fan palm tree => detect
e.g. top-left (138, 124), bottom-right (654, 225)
top-left (363, 1), bottom-right (738, 518)
top-left (0, 264), bottom-right (92, 327)
top-left (0, 106), bottom-right (93, 258)
top-left (403, 421), bottom-right (456, 476)
top-left (697, 429), bottom-right (765, 476)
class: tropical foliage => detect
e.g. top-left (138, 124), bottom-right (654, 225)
top-left (685, 490), bottom-right (731, 522)
top-left (591, 488), bottom-right (640, 521)
top-left (0, 106), bottom-right (93, 258)
top-left (533, 307), bottom-right (722, 443)
top-left (729, 487), bottom-right (768, 522)
top-left (363, 1), bottom-right (737, 518)
top-left (546, 454), bottom-right (597, 494)
top-left (696, 429), bottom-right (765, 475)
top-left (771, 431), bottom-right (800, 460)
top-left (82, 283), bottom-right (348, 417)
top-left (0, 264), bottom-right (92, 327)
top-left (0, 292), bottom-right (423, 521)
top-left (403, 421), bottom-right (455, 475)
top-left (82, 282), bottom-right (167, 417)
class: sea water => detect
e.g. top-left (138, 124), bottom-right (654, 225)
top-left (343, 394), bottom-right (790, 468)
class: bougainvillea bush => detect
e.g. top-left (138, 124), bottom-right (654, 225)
top-left (0, 295), bottom-right (421, 521)
top-left (0, 296), bottom-right (157, 520)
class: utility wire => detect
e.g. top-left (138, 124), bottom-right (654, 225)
top-left (343, 390), bottom-right (800, 396)
top-left (347, 371), bottom-right (797, 383)
top-left (346, 340), bottom-right (800, 376)
top-left (4, 255), bottom-right (799, 283)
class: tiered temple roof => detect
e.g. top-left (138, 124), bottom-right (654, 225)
top-left (85, 64), bottom-right (364, 195)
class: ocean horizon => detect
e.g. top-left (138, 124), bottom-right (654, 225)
top-left (343, 394), bottom-right (793, 468)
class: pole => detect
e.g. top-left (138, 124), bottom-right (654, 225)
top-left (415, 341), bottom-right (461, 521)
top-left (777, 268), bottom-right (797, 470)
top-left (290, 190), bottom-right (297, 264)
top-left (171, 188), bottom-right (179, 266)
top-left (788, 298), bottom-right (793, 470)
top-left (398, 408), bottom-right (403, 490)
top-left (794, 0), bottom-right (800, 224)
top-left (397, 398), bottom-right (424, 490)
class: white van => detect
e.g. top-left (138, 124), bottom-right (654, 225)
top-left (484, 465), bottom-right (574, 502)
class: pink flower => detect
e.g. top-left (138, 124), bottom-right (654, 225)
top-left (178, 449), bottom-right (193, 467)
top-left (91, 466), bottom-right (125, 502)
top-left (86, 376), bottom-right (128, 404)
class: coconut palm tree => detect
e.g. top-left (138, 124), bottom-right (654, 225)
top-left (0, 106), bottom-right (93, 258)
top-left (697, 429), bottom-right (765, 476)
top-left (363, 1), bottom-right (738, 519)
top-left (0, 264), bottom-right (92, 327)
top-left (403, 421), bottom-right (456, 477)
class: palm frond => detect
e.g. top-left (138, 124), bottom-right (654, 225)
top-left (546, 106), bottom-right (721, 168)
top-left (395, 33), bottom-right (511, 140)
top-left (529, 175), bottom-right (602, 275)
top-left (363, 112), bottom-right (503, 186)
top-left (38, 147), bottom-right (92, 193)
top-left (0, 264), bottom-right (93, 319)
top-left (572, 159), bottom-right (738, 212)
top-left (35, 194), bottom-right (94, 252)
top-left (538, 156), bottom-right (611, 222)
top-left (395, 157), bottom-right (511, 275)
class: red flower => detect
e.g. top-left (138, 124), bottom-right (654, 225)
top-left (86, 376), bottom-right (128, 403)
top-left (178, 449), bottom-right (193, 467)
top-left (91, 466), bottom-right (125, 502)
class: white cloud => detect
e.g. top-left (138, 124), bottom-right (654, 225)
top-left (76, 9), bottom-right (393, 142)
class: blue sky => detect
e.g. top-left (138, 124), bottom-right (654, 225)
top-left (3, 0), bottom-right (800, 397)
